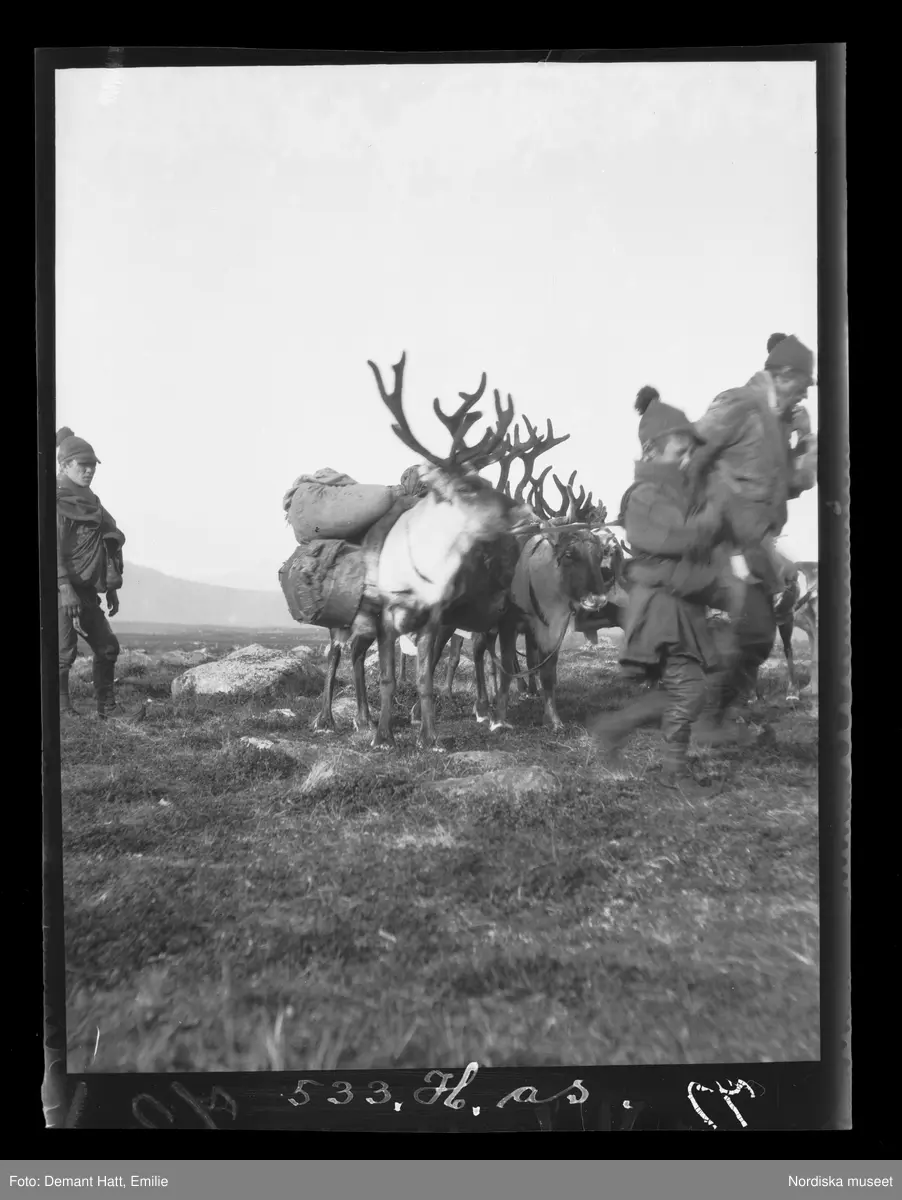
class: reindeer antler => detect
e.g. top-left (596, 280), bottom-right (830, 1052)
top-left (499, 415), bottom-right (571, 502)
top-left (530, 470), bottom-right (600, 526)
top-left (552, 471), bottom-right (590, 523)
top-left (368, 353), bottom-right (514, 473)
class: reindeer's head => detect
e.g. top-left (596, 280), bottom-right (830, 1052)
top-left (528, 471), bottom-right (612, 611)
top-left (592, 526), bottom-right (626, 594)
top-left (369, 353), bottom-right (527, 542)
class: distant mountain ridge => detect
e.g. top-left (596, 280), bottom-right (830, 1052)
top-left (114, 563), bottom-right (299, 628)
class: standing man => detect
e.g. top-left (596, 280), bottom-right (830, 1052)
top-left (687, 333), bottom-right (818, 742)
top-left (57, 427), bottom-right (141, 721)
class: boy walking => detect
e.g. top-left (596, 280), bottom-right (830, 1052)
top-left (587, 388), bottom-right (727, 790)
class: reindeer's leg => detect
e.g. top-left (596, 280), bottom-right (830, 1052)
top-left (415, 628), bottom-right (441, 751)
top-left (442, 633), bottom-right (464, 700)
top-left (539, 648), bottom-right (564, 730)
top-left (372, 627), bottom-right (397, 750)
top-left (489, 634), bottom-right (500, 700)
top-left (800, 612), bottom-right (818, 696)
top-left (412, 626), bottom-right (453, 720)
top-left (312, 638), bottom-right (341, 733)
top-left (472, 632), bottom-right (492, 723)
top-left (490, 619), bottom-right (516, 732)
top-left (524, 630), bottom-right (540, 696)
top-left (350, 635), bottom-right (376, 731)
top-left (780, 618), bottom-right (799, 700)
top-left (431, 626), bottom-right (454, 701)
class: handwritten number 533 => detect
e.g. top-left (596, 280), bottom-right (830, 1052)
top-left (289, 1080), bottom-right (392, 1107)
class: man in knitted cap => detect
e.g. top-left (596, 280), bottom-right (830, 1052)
top-left (586, 388), bottom-right (729, 792)
top-left (685, 333), bottom-right (817, 743)
top-left (56, 427), bottom-right (142, 721)
top-left (687, 332), bottom-right (816, 592)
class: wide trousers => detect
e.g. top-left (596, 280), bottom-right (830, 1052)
top-left (604, 654), bottom-right (707, 772)
top-left (58, 588), bottom-right (120, 704)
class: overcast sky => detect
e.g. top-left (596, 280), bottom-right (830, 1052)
top-left (55, 61), bottom-right (818, 592)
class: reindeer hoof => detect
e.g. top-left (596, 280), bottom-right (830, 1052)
top-left (474, 711), bottom-right (490, 724)
top-left (311, 723), bottom-right (336, 735)
top-left (489, 720), bottom-right (513, 732)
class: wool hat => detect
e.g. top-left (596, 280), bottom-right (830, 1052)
top-left (634, 387), bottom-right (705, 450)
top-left (764, 333), bottom-right (815, 383)
top-left (57, 427), bottom-right (100, 464)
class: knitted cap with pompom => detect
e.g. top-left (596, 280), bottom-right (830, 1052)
top-left (57, 427), bottom-right (100, 464)
top-left (765, 333), bottom-right (815, 381)
top-left (633, 387), bottom-right (704, 449)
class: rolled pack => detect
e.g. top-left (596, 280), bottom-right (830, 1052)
top-left (279, 539), bottom-right (368, 629)
top-left (283, 467), bottom-right (396, 544)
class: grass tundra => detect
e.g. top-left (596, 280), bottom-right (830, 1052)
top-left (61, 624), bottom-right (818, 1071)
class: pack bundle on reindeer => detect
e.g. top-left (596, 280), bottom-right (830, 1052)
top-left (280, 352), bottom-right (531, 749)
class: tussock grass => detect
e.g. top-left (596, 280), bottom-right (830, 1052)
top-left (61, 627), bottom-right (819, 1070)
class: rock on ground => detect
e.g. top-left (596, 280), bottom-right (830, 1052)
top-left (71, 649), bottom-right (155, 680)
top-left (422, 765), bottom-right (562, 803)
top-left (171, 644), bottom-right (325, 701)
top-left (237, 735), bottom-right (314, 764)
top-left (158, 649), bottom-right (215, 667)
top-left (445, 750), bottom-right (518, 771)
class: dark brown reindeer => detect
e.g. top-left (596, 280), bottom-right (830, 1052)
top-left (303, 353), bottom-right (530, 749)
top-left (406, 415), bottom-right (573, 731)
top-left (443, 484), bottom-right (630, 703)
top-left (452, 470), bottom-right (616, 731)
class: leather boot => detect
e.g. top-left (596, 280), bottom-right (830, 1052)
top-left (587, 688), bottom-right (669, 763)
top-left (94, 657), bottom-right (144, 722)
top-left (59, 669), bottom-right (83, 719)
top-left (659, 741), bottom-right (710, 798)
top-left (694, 670), bottom-right (752, 747)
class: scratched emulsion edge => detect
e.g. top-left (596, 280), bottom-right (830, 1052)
top-left (815, 43), bottom-right (851, 1132)
top-left (825, 44), bottom-right (854, 1132)
top-left (37, 47), bottom-right (72, 1129)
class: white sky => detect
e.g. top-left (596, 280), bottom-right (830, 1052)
top-left (56, 61), bottom-right (818, 591)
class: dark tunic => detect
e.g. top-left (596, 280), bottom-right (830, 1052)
top-left (619, 460), bottom-right (723, 672)
top-left (57, 475), bottom-right (125, 594)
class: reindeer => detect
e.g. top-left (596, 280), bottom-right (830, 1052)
top-left (301, 352), bottom-right (530, 749)
top-left (774, 560), bottom-right (819, 699)
top-left (442, 485), bottom-right (630, 702)
top-left (405, 414), bottom-right (573, 731)
top-left (451, 470), bottom-right (618, 731)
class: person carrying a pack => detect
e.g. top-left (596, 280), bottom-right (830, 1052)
top-left (57, 427), bottom-right (142, 721)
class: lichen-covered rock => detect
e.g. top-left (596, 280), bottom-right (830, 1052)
top-left (71, 649), bottom-right (155, 680)
top-left (158, 649), bottom-right (215, 667)
top-left (171, 643), bottom-right (324, 700)
top-left (422, 765), bottom-right (562, 803)
top-left (445, 750), bottom-right (518, 772)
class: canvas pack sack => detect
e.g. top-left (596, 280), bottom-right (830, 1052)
top-left (278, 538), bottom-right (368, 629)
top-left (282, 467), bottom-right (396, 544)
